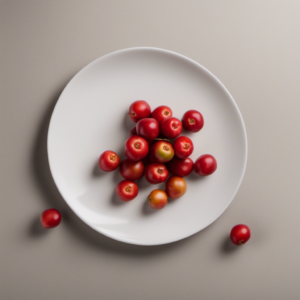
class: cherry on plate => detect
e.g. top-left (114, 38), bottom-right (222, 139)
top-left (181, 110), bottom-right (204, 132)
top-left (136, 118), bottom-right (159, 141)
top-left (40, 208), bottom-right (61, 228)
top-left (98, 150), bottom-right (120, 172)
top-left (194, 154), bottom-right (217, 176)
top-left (173, 136), bottom-right (194, 159)
top-left (165, 176), bottom-right (187, 199)
top-left (148, 189), bottom-right (168, 209)
top-left (129, 100), bottom-right (151, 122)
top-left (151, 105), bottom-right (173, 124)
top-left (116, 180), bottom-right (138, 202)
top-left (150, 140), bottom-right (174, 163)
top-left (119, 159), bottom-right (144, 181)
top-left (230, 224), bottom-right (251, 245)
top-left (144, 163), bottom-right (169, 184)
top-left (167, 157), bottom-right (194, 177)
top-left (125, 135), bottom-right (149, 161)
top-left (160, 117), bottom-right (182, 139)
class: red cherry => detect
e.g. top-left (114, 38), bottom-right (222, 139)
top-left (98, 150), bottom-right (120, 172)
top-left (230, 224), bottom-right (251, 245)
top-left (129, 100), bottom-right (151, 122)
top-left (173, 136), bottom-right (194, 159)
top-left (136, 118), bottom-right (159, 141)
top-left (181, 110), bottom-right (204, 132)
top-left (125, 136), bottom-right (149, 161)
top-left (194, 154), bottom-right (217, 176)
top-left (167, 157), bottom-right (194, 177)
top-left (40, 208), bottom-right (61, 228)
top-left (116, 180), bottom-right (138, 202)
top-left (144, 163), bottom-right (169, 184)
top-left (150, 141), bottom-right (174, 163)
top-left (165, 176), bottom-right (187, 199)
top-left (119, 159), bottom-right (144, 181)
top-left (160, 117), bottom-right (182, 139)
top-left (151, 105), bottom-right (173, 124)
top-left (148, 190), bottom-right (168, 209)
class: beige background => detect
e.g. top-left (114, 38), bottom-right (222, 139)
top-left (1, 1), bottom-right (300, 299)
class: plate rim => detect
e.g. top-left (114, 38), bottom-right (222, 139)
top-left (47, 47), bottom-right (248, 246)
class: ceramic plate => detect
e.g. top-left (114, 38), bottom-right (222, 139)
top-left (48, 47), bottom-right (247, 245)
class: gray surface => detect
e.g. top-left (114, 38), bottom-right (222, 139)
top-left (1, 1), bottom-right (300, 299)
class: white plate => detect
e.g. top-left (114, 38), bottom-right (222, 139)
top-left (48, 47), bottom-right (247, 245)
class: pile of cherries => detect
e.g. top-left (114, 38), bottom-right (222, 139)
top-left (39, 100), bottom-right (251, 246)
top-left (38, 100), bottom-right (251, 246)
top-left (98, 100), bottom-right (217, 209)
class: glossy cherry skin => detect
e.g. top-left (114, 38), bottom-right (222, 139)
top-left (148, 189), bottom-right (168, 209)
top-left (40, 208), bottom-right (61, 228)
top-left (151, 105), bottom-right (173, 124)
top-left (129, 100), bottom-right (151, 122)
top-left (119, 159), bottom-right (144, 181)
top-left (173, 136), bottom-right (194, 159)
top-left (129, 126), bottom-right (137, 136)
top-left (98, 150), bottom-right (120, 172)
top-left (144, 163), bottom-right (169, 184)
top-left (167, 157), bottom-right (194, 177)
top-left (181, 110), bottom-right (204, 132)
top-left (160, 117), bottom-right (182, 139)
top-left (125, 135), bottom-right (149, 161)
top-left (230, 224), bottom-right (251, 245)
top-left (136, 118), bottom-right (159, 141)
top-left (165, 176), bottom-right (187, 199)
top-left (194, 154), bottom-right (217, 176)
top-left (150, 141), bottom-right (174, 163)
top-left (116, 180), bottom-right (138, 202)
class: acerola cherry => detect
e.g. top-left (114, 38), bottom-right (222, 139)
top-left (173, 136), bottom-right (194, 159)
top-left (98, 150), bottom-right (120, 172)
top-left (167, 157), bottom-right (194, 177)
top-left (125, 136), bottom-right (149, 161)
top-left (119, 159), bottom-right (144, 181)
top-left (165, 176), bottom-right (187, 199)
top-left (129, 100), bottom-right (151, 122)
top-left (136, 118), bottom-right (159, 141)
top-left (194, 154), bottom-right (217, 176)
top-left (150, 141), bottom-right (174, 163)
top-left (230, 224), bottom-right (251, 245)
top-left (160, 117), bottom-right (182, 139)
top-left (116, 180), bottom-right (138, 202)
top-left (129, 126), bottom-right (137, 136)
top-left (144, 163), bottom-right (169, 184)
top-left (40, 208), bottom-right (61, 228)
top-left (181, 110), bottom-right (204, 132)
top-left (151, 105), bottom-right (173, 124)
top-left (148, 189), bottom-right (168, 209)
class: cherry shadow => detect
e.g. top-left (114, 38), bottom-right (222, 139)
top-left (220, 236), bottom-right (239, 254)
top-left (123, 111), bottom-right (135, 133)
top-left (186, 171), bottom-right (208, 182)
top-left (166, 197), bottom-right (178, 204)
top-left (28, 216), bottom-right (49, 237)
top-left (92, 161), bottom-right (107, 177)
top-left (136, 176), bottom-right (151, 190)
top-left (112, 167), bottom-right (123, 184)
top-left (110, 189), bottom-right (125, 206)
top-left (141, 200), bottom-right (159, 215)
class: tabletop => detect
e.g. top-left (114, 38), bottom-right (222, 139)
top-left (1, 1), bottom-right (300, 299)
